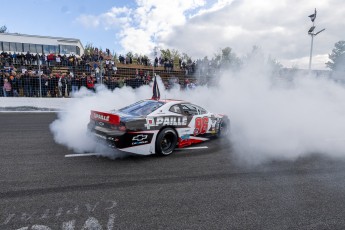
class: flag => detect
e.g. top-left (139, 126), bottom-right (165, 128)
top-left (308, 8), bottom-right (317, 22)
top-left (152, 76), bottom-right (160, 100)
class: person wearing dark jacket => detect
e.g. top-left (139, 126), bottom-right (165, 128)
top-left (0, 74), bottom-right (4, 97)
top-left (22, 71), bottom-right (31, 97)
top-left (32, 73), bottom-right (40, 97)
top-left (80, 73), bottom-right (87, 89)
top-left (71, 74), bottom-right (78, 94)
top-left (10, 73), bottom-right (19, 97)
top-left (41, 74), bottom-right (48, 97)
top-left (48, 74), bottom-right (57, 97)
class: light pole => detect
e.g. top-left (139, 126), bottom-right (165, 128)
top-left (308, 8), bottom-right (325, 72)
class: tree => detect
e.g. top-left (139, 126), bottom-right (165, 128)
top-left (267, 56), bottom-right (283, 74)
top-left (84, 43), bottom-right (96, 55)
top-left (0, 25), bottom-right (7, 33)
top-left (326, 40), bottom-right (345, 71)
top-left (160, 48), bottom-right (181, 60)
top-left (214, 47), bottom-right (242, 70)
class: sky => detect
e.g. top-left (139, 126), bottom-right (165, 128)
top-left (0, 0), bottom-right (343, 70)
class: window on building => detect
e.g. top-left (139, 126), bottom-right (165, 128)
top-left (60, 45), bottom-right (68, 54)
top-left (15, 43), bottom-right (23, 52)
top-left (29, 44), bottom-right (37, 53)
top-left (60, 45), bottom-right (77, 55)
top-left (23, 43), bottom-right (30, 53)
top-left (36, 44), bottom-right (43, 54)
top-left (3, 42), bottom-right (10, 51)
top-left (43, 45), bottom-right (58, 54)
top-left (68, 45), bottom-right (76, 54)
top-left (43, 45), bottom-right (49, 54)
top-left (76, 46), bottom-right (80, 55)
top-left (49, 45), bottom-right (58, 54)
top-left (8, 42), bottom-right (15, 52)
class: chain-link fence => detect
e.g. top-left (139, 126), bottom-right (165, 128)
top-left (0, 52), bottom-right (212, 97)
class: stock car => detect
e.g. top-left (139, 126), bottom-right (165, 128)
top-left (87, 99), bottom-right (230, 156)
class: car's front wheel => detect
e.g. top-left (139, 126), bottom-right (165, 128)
top-left (156, 128), bottom-right (178, 156)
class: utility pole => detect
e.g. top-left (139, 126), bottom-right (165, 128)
top-left (308, 8), bottom-right (325, 72)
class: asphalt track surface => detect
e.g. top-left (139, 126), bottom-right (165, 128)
top-left (1, 113), bottom-right (345, 229)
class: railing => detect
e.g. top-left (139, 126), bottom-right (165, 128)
top-left (0, 56), bottom-right (205, 98)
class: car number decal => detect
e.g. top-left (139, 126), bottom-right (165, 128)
top-left (194, 117), bottom-right (209, 136)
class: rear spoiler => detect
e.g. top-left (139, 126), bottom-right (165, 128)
top-left (90, 110), bottom-right (120, 125)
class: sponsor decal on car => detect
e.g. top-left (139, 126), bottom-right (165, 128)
top-left (132, 134), bottom-right (149, 145)
top-left (132, 134), bottom-right (148, 142)
top-left (145, 116), bottom-right (188, 130)
top-left (93, 113), bottom-right (110, 122)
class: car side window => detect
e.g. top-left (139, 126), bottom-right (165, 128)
top-left (181, 104), bottom-right (198, 116)
top-left (194, 105), bottom-right (207, 115)
top-left (180, 103), bottom-right (208, 115)
top-left (169, 105), bottom-right (182, 114)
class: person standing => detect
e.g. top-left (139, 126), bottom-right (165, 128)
top-left (66, 74), bottom-right (72, 97)
top-left (41, 74), bottom-right (48, 97)
top-left (80, 73), bottom-right (87, 90)
top-left (48, 74), bottom-right (57, 97)
top-left (86, 74), bottom-right (95, 92)
top-left (22, 71), bottom-right (30, 97)
top-left (10, 72), bottom-right (19, 97)
top-left (71, 74), bottom-right (78, 94)
top-left (58, 75), bottom-right (63, 97)
top-left (3, 78), bottom-right (12, 97)
top-left (0, 73), bottom-right (4, 97)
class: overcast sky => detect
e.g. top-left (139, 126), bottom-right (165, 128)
top-left (1, 0), bottom-right (343, 70)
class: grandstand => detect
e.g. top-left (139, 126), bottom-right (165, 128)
top-left (0, 33), bottom-right (196, 97)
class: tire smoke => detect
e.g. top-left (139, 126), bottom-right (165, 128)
top-left (50, 67), bottom-right (345, 163)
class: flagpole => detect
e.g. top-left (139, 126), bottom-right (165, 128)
top-left (153, 46), bottom-right (157, 78)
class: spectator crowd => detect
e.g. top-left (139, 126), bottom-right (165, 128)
top-left (0, 46), bottom-right (206, 97)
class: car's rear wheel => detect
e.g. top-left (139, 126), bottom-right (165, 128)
top-left (217, 118), bottom-right (230, 138)
top-left (156, 128), bottom-right (178, 156)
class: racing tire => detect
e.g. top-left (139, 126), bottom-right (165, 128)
top-left (217, 118), bottom-right (230, 138)
top-left (156, 128), bottom-right (178, 156)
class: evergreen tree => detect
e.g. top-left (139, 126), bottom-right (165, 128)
top-left (0, 25), bottom-right (7, 33)
top-left (326, 40), bottom-right (345, 71)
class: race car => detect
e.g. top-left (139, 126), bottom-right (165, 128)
top-left (87, 99), bottom-right (230, 156)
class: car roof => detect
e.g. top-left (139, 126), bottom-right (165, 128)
top-left (145, 98), bottom-right (189, 104)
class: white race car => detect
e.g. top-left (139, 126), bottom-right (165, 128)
top-left (87, 99), bottom-right (230, 156)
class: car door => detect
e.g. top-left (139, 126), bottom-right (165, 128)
top-left (181, 103), bottom-right (211, 136)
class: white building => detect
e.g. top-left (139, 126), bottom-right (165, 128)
top-left (0, 33), bottom-right (84, 56)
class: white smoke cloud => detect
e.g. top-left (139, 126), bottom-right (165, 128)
top-left (74, 0), bottom-right (345, 70)
top-left (50, 66), bottom-right (345, 164)
top-left (49, 84), bottom-right (152, 158)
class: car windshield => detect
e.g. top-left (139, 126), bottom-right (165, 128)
top-left (119, 100), bottom-right (165, 116)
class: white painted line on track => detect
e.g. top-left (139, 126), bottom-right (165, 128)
top-left (176, 146), bottom-right (209, 151)
top-left (65, 153), bottom-right (100, 158)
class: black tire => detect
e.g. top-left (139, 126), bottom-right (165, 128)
top-left (156, 128), bottom-right (178, 156)
top-left (217, 118), bottom-right (230, 138)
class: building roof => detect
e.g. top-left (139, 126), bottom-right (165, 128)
top-left (0, 32), bottom-right (84, 50)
